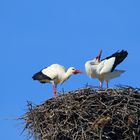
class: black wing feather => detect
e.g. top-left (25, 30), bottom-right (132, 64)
top-left (104, 50), bottom-right (128, 72)
top-left (32, 71), bottom-right (52, 82)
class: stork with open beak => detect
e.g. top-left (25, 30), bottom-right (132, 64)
top-left (85, 50), bottom-right (128, 88)
top-left (32, 64), bottom-right (83, 96)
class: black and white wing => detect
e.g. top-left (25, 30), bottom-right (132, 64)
top-left (97, 50), bottom-right (128, 74)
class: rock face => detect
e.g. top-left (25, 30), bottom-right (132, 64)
top-left (22, 87), bottom-right (140, 140)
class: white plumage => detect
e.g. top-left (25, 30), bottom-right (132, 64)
top-left (85, 50), bottom-right (128, 88)
top-left (32, 64), bottom-right (82, 96)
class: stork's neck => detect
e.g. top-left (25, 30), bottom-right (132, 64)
top-left (65, 71), bottom-right (73, 80)
top-left (61, 71), bottom-right (72, 84)
top-left (85, 61), bottom-right (98, 78)
top-left (85, 61), bottom-right (91, 76)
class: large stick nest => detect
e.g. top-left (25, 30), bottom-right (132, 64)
top-left (22, 86), bottom-right (140, 140)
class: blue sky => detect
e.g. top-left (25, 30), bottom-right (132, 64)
top-left (0, 0), bottom-right (140, 139)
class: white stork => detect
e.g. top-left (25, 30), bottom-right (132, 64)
top-left (85, 50), bottom-right (128, 88)
top-left (32, 64), bottom-right (83, 96)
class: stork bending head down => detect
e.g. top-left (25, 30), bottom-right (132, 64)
top-left (32, 64), bottom-right (83, 96)
top-left (85, 50), bottom-right (128, 88)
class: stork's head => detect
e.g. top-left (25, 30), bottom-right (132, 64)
top-left (67, 67), bottom-right (83, 75)
top-left (95, 50), bottom-right (102, 62)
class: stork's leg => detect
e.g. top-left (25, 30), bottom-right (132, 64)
top-left (99, 81), bottom-right (103, 89)
top-left (52, 84), bottom-right (57, 97)
top-left (106, 81), bottom-right (109, 89)
top-left (98, 79), bottom-right (104, 89)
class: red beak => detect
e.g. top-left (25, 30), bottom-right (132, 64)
top-left (73, 69), bottom-right (84, 74)
top-left (96, 50), bottom-right (102, 61)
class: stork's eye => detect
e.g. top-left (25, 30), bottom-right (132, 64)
top-left (72, 68), bottom-right (75, 70)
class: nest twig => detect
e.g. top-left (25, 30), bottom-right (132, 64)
top-left (21, 86), bottom-right (140, 140)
